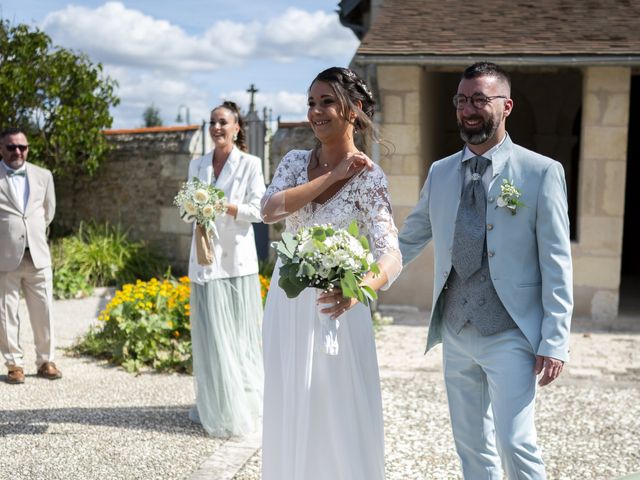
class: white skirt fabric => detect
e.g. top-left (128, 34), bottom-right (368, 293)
top-left (262, 263), bottom-right (385, 480)
top-left (189, 274), bottom-right (263, 437)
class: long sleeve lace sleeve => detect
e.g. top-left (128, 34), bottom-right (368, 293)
top-left (359, 166), bottom-right (402, 290)
top-left (261, 150), bottom-right (307, 224)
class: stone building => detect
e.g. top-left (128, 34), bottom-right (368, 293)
top-left (54, 125), bottom-right (206, 274)
top-left (339, 0), bottom-right (640, 321)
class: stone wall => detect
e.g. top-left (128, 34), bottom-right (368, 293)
top-left (375, 65), bottom-right (436, 308)
top-left (573, 67), bottom-right (631, 320)
top-left (54, 126), bottom-right (206, 274)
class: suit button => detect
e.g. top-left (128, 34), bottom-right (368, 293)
top-left (480, 275), bottom-right (486, 282)
top-left (488, 196), bottom-right (495, 203)
top-left (488, 251), bottom-right (495, 257)
top-left (462, 298), bottom-right (468, 305)
top-left (443, 271), bottom-right (449, 278)
top-left (478, 299), bottom-right (486, 306)
top-left (487, 224), bottom-right (493, 230)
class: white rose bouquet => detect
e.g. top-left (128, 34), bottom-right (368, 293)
top-left (174, 177), bottom-right (226, 265)
top-left (272, 221), bottom-right (379, 354)
top-left (174, 177), bottom-right (226, 230)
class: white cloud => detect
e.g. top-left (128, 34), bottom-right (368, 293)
top-left (219, 90), bottom-right (308, 120)
top-left (260, 8), bottom-right (358, 62)
top-left (39, 2), bottom-right (356, 128)
top-left (41, 2), bottom-right (358, 72)
top-left (105, 66), bottom-right (211, 128)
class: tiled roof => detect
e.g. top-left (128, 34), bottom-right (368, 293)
top-left (356, 0), bottom-right (640, 59)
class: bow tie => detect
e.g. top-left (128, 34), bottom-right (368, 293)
top-left (6, 169), bottom-right (26, 177)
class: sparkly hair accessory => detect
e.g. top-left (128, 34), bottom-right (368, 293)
top-left (344, 69), bottom-right (374, 103)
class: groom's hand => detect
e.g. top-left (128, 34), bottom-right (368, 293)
top-left (535, 355), bottom-right (564, 386)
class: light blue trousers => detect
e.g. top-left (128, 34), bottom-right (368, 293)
top-left (442, 319), bottom-right (546, 480)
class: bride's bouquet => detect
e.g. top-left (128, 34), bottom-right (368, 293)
top-left (174, 177), bottom-right (226, 265)
top-left (272, 221), bottom-right (379, 354)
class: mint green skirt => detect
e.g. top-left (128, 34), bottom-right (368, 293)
top-left (189, 274), bottom-right (263, 437)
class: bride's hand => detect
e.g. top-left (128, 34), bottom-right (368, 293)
top-left (331, 151), bottom-right (374, 181)
top-left (317, 288), bottom-right (357, 319)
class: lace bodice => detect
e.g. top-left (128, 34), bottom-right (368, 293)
top-left (264, 150), bottom-right (401, 263)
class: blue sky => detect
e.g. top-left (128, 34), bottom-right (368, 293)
top-left (0, 1), bottom-right (359, 128)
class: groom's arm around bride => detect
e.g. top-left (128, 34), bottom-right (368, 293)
top-left (396, 62), bottom-right (572, 480)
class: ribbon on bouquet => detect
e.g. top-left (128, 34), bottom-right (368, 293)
top-left (195, 224), bottom-right (216, 265)
top-left (315, 289), bottom-right (340, 355)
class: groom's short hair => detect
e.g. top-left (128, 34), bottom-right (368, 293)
top-left (462, 62), bottom-right (511, 92)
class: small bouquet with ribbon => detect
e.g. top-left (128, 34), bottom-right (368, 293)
top-left (272, 221), bottom-right (379, 355)
top-left (174, 177), bottom-right (226, 265)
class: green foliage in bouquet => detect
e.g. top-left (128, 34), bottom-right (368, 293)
top-left (272, 221), bottom-right (380, 306)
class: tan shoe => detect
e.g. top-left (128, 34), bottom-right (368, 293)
top-left (37, 362), bottom-right (62, 380)
top-left (7, 367), bottom-right (25, 384)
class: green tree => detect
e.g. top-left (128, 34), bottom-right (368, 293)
top-left (142, 104), bottom-right (163, 127)
top-left (0, 21), bottom-right (119, 177)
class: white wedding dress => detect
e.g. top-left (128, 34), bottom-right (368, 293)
top-left (261, 150), bottom-right (401, 480)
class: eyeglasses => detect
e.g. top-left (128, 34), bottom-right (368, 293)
top-left (4, 144), bottom-right (29, 152)
top-left (452, 94), bottom-right (507, 110)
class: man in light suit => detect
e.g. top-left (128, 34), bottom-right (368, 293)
top-left (0, 127), bottom-right (61, 384)
top-left (398, 63), bottom-right (572, 479)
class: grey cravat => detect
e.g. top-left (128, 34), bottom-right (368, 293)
top-left (7, 169), bottom-right (26, 177)
top-left (451, 156), bottom-right (490, 280)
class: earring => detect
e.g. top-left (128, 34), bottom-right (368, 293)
top-left (233, 133), bottom-right (238, 141)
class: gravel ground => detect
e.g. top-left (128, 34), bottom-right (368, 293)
top-left (233, 310), bottom-right (640, 480)
top-left (2, 294), bottom-right (639, 480)
top-left (1, 291), bottom-right (224, 480)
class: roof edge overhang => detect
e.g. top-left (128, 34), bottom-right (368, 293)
top-left (353, 53), bottom-right (640, 67)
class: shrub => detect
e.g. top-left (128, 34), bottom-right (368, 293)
top-left (52, 222), bottom-right (168, 299)
top-left (73, 276), bottom-right (192, 373)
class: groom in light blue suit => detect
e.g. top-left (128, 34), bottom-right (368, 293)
top-left (398, 63), bottom-right (572, 479)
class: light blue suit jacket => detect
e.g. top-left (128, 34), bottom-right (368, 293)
top-left (398, 135), bottom-right (573, 362)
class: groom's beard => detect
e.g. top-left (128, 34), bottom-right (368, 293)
top-left (457, 114), bottom-right (499, 145)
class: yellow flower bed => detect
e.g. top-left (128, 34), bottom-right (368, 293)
top-left (259, 274), bottom-right (271, 304)
top-left (77, 274), bottom-right (270, 373)
top-left (76, 276), bottom-right (192, 372)
top-left (99, 276), bottom-right (191, 336)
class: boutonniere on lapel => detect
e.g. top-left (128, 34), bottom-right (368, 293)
top-left (496, 179), bottom-right (525, 215)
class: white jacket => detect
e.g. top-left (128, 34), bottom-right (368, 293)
top-left (185, 147), bottom-right (266, 284)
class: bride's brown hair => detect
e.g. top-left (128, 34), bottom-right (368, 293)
top-left (309, 67), bottom-right (378, 142)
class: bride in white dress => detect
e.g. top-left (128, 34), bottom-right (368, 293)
top-left (260, 67), bottom-right (402, 480)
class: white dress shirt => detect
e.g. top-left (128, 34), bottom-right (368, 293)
top-left (1, 161), bottom-right (29, 211)
top-left (461, 133), bottom-right (508, 192)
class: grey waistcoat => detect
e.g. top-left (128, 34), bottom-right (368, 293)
top-left (442, 244), bottom-right (518, 336)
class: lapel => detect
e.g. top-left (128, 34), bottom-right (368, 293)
top-left (215, 146), bottom-right (241, 189)
top-left (24, 163), bottom-right (36, 214)
top-left (435, 151), bottom-right (465, 251)
top-left (196, 152), bottom-right (214, 184)
top-left (488, 134), bottom-right (514, 199)
top-left (0, 165), bottom-right (24, 213)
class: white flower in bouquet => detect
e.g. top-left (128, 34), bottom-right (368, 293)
top-left (194, 189), bottom-right (210, 204)
top-left (183, 201), bottom-right (197, 216)
top-left (202, 205), bottom-right (215, 218)
top-left (272, 221), bottom-right (380, 306)
top-left (174, 177), bottom-right (227, 231)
